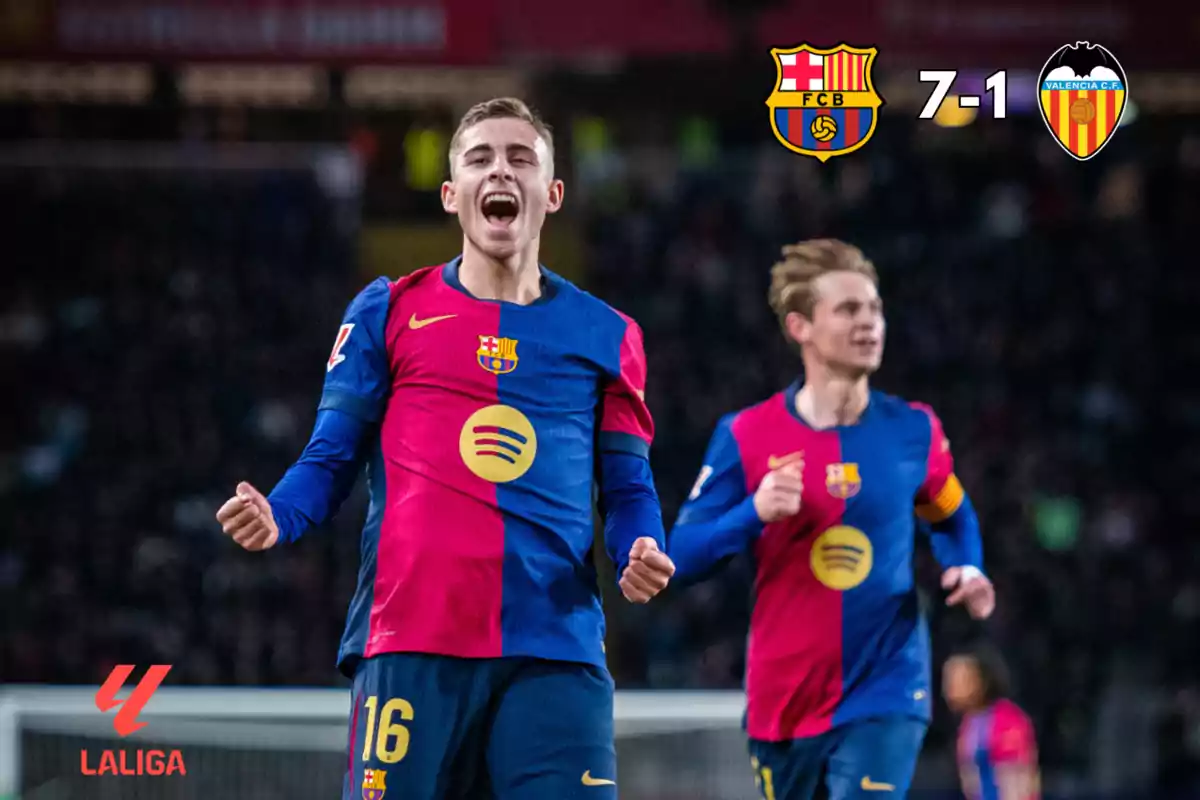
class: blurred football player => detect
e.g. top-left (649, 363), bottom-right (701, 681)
top-left (668, 239), bottom-right (994, 799)
top-left (215, 97), bottom-right (674, 800)
top-left (945, 646), bottom-right (1040, 800)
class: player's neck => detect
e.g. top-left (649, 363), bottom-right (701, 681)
top-left (795, 372), bottom-right (870, 428)
top-left (459, 242), bottom-right (543, 305)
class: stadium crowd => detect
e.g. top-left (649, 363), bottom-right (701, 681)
top-left (2, 110), bottom-right (1199, 795)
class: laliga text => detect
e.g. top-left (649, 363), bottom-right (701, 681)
top-left (81, 749), bottom-right (186, 777)
top-left (84, 664), bottom-right (187, 778)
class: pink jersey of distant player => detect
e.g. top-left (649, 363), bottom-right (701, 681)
top-left (957, 698), bottom-right (1040, 800)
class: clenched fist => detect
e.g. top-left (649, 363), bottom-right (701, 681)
top-left (619, 537), bottom-right (675, 604)
top-left (215, 481), bottom-right (279, 551)
top-left (753, 462), bottom-right (803, 522)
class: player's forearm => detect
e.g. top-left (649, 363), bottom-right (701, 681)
top-left (667, 497), bottom-right (761, 584)
top-left (598, 451), bottom-right (665, 573)
top-left (268, 408), bottom-right (368, 543)
top-left (929, 493), bottom-right (984, 570)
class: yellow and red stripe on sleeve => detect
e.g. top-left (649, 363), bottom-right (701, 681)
top-left (916, 473), bottom-right (965, 523)
top-left (910, 401), bottom-right (963, 522)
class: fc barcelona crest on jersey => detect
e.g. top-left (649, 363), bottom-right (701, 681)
top-left (1037, 41), bottom-right (1128, 161)
top-left (767, 43), bottom-right (884, 162)
top-left (478, 335), bottom-right (519, 375)
top-left (362, 768), bottom-right (387, 800)
top-left (826, 462), bottom-right (862, 499)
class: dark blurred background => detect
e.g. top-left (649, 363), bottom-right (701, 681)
top-left (1, 0), bottom-right (1198, 798)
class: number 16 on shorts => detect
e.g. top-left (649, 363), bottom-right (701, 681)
top-left (918, 70), bottom-right (1007, 119)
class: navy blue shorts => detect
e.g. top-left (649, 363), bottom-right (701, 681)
top-left (343, 653), bottom-right (617, 800)
top-left (748, 716), bottom-right (928, 800)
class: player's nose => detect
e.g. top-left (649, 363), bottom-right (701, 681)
top-left (487, 159), bottom-right (516, 182)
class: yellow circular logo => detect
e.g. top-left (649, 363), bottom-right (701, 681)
top-left (810, 526), bottom-right (873, 590)
top-left (459, 405), bottom-right (537, 483)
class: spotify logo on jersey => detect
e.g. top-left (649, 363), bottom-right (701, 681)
top-left (459, 405), bottom-right (538, 483)
top-left (810, 526), bottom-right (873, 590)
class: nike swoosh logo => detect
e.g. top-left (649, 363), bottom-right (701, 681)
top-left (408, 313), bottom-right (456, 329)
top-left (581, 771), bottom-right (616, 787)
top-left (860, 776), bottom-right (896, 792)
top-left (767, 452), bottom-right (804, 470)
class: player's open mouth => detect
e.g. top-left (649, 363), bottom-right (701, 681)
top-left (481, 192), bottom-right (519, 227)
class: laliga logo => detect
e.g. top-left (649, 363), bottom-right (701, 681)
top-left (81, 665), bottom-right (186, 777)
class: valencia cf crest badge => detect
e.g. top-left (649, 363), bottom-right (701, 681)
top-left (1037, 41), bottom-right (1128, 161)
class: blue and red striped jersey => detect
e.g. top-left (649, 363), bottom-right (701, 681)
top-left (671, 383), bottom-right (969, 740)
top-left (318, 258), bottom-right (658, 674)
top-left (958, 699), bottom-right (1040, 800)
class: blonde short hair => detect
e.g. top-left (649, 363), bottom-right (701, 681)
top-left (768, 238), bottom-right (879, 326)
top-left (448, 97), bottom-right (554, 172)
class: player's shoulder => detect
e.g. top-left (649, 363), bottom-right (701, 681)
top-left (869, 390), bottom-right (946, 433)
top-left (710, 410), bottom-right (743, 439)
top-left (870, 389), bottom-right (935, 419)
top-left (390, 264), bottom-right (444, 298)
top-left (725, 389), bottom-right (791, 438)
top-left (544, 268), bottom-right (641, 337)
top-left (343, 275), bottom-right (392, 313)
top-left (992, 698), bottom-right (1035, 731)
top-left (345, 265), bottom-right (441, 313)
top-left (988, 699), bottom-right (1038, 760)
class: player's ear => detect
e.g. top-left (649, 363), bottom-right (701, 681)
top-left (784, 311), bottom-right (811, 347)
top-left (545, 178), bottom-right (564, 214)
top-left (441, 180), bottom-right (458, 214)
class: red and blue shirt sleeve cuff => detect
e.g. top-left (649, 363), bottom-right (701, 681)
top-left (598, 430), bottom-right (650, 460)
top-left (599, 451), bottom-right (664, 575)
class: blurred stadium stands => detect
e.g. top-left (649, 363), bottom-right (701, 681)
top-left (2, 0), bottom-right (1200, 797)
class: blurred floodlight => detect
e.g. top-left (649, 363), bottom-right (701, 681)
top-left (0, 62), bottom-right (151, 103)
top-left (933, 96), bottom-right (977, 128)
top-left (344, 67), bottom-right (525, 108)
top-left (179, 65), bottom-right (324, 106)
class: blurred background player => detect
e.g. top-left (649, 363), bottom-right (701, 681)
top-left (215, 97), bottom-right (675, 799)
top-left (667, 239), bottom-right (995, 799)
top-left (944, 645), bottom-right (1040, 800)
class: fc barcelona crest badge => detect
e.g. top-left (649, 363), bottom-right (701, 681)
top-left (1037, 41), bottom-right (1128, 161)
top-left (825, 462), bottom-right (862, 499)
top-left (767, 43), bottom-right (884, 162)
top-left (362, 768), bottom-right (387, 800)
top-left (477, 335), bottom-right (519, 375)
